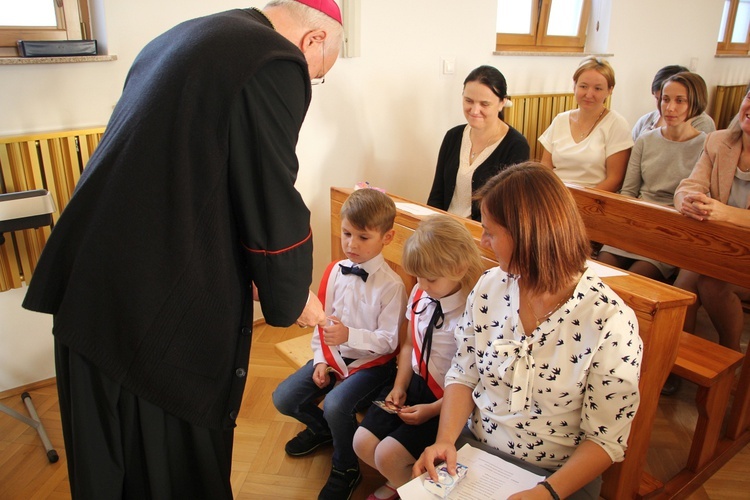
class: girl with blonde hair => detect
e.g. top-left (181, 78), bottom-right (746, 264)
top-left (354, 214), bottom-right (484, 500)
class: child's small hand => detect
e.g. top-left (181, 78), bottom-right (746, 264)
top-left (398, 404), bottom-right (435, 425)
top-left (322, 316), bottom-right (349, 346)
top-left (386, 388), bottom-right (407, 408)
top-left (312, 363), bottom-right (331, 388)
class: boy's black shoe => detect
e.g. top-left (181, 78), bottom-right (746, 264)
top-left (284, 428), bottom-right (333, 456)
top-left (318, 466), bottom-right (362, 500)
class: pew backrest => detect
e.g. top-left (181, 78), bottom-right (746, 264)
top-left (568, 184), bottom-right (750, 289)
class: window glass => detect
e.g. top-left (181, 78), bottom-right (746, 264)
top-left (718, 0), bottom-right (731, 42)
top-left (497, 0), bottom-right (533, 35)
top-left (496, 0), bottom-right (591, 52)
top-left (0, 0), bottom-right (57, 26)
top-left (546, 0), bottom-right (584, 36)
top-left (730, 0), bottom-right (750, 43)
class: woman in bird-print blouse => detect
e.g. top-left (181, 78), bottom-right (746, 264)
top-left (414, 162), bottom-right (643, 500)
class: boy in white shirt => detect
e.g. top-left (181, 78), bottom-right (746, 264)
top-left (273, 188), bottom-right (407, 500)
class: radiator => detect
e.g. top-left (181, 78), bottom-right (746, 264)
top-left (0, 128), bottom-right (105, 291)
top-left (711, 84), bottom-right (746, 130)
top-left (504, 92), bottom-right (586, 161)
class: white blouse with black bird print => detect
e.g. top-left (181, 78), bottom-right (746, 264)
top-left (446, 266), bottom-right (642, 470)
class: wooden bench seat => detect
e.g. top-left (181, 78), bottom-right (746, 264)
top-left (672, 332), bottom-right (744, 472)
top-left (275, 332), bottom-right (314, 370)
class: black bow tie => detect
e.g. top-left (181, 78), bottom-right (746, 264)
top-left (339, 264), bottom-right (369, 282)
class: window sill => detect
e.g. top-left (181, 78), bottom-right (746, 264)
top-left (715, 53), bottom-right (750, 58)
top-left (0, 54), bottom-right (117, 65)
top-left (494, 51), bottom-right (613, 57)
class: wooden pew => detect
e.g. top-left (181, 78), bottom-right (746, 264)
top-left (323, 187), bottom-right (692, 500)
top-left (568, 185), bottom-right (750, 498)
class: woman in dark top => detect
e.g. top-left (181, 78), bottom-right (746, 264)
top-left (427, 65), bottom-right (530, 221)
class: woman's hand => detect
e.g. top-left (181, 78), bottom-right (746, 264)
top-left (412, 441), bottom-right (458, 481)
top-left (680, 192), bottom-right (728, 222)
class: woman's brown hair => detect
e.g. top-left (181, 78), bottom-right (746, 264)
top-left (661, 71), bottom-right (708, 121)
top-left (475, 162), bottom-right (589, 294)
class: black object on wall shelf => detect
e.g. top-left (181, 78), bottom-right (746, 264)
top-left (17, 40), bottom-right (97, 57)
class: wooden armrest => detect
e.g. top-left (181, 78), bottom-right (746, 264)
top-left (672, 331), bottom-right (745, 387)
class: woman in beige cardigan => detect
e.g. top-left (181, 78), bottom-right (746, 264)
top-left (673, 82), bottom-right (750, 352)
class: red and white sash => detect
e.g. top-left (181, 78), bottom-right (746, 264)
top-left (411, 289), bottom-right (444, 399)
top-left (311, 260), bottom-right (396, 380)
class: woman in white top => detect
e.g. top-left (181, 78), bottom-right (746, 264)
top-left (598, 72), bottom-right (708, 281)
top-left (539, 57), bottom-right (633, 192)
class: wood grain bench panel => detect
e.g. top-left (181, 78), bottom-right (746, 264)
top-left (672, 332), bottom-right (744, 387)
top-left (274, 332), bottom-right (314, 370)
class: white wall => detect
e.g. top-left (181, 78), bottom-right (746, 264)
top-left (1, 0), bottom-right (749, 392)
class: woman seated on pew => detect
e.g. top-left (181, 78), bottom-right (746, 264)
top-left (674, 81), bottom-right (750, 352)
top-left (414, 163), bottom-right (643, 500)
top-left (631, 65), bottom-right (715, 141)
top-left (427, 65), bottom-right (530, 221)
top-left (539, 57), bottom-right (633, 192)
top-left (598, 72), bottom-right (708, 281)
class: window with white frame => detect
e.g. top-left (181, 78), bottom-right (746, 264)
top-left (717, 0), bottom-right (750, 55)
top-left (496, 0), bottom-right (592, 52)
top-left (0, 0), bottom-right (92, 57)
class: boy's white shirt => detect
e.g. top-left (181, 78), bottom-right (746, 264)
top-left (311, 253), bottom-right (406, 377)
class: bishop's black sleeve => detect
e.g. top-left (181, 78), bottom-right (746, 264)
top-left (227, 58), bottom-right (313, 327)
